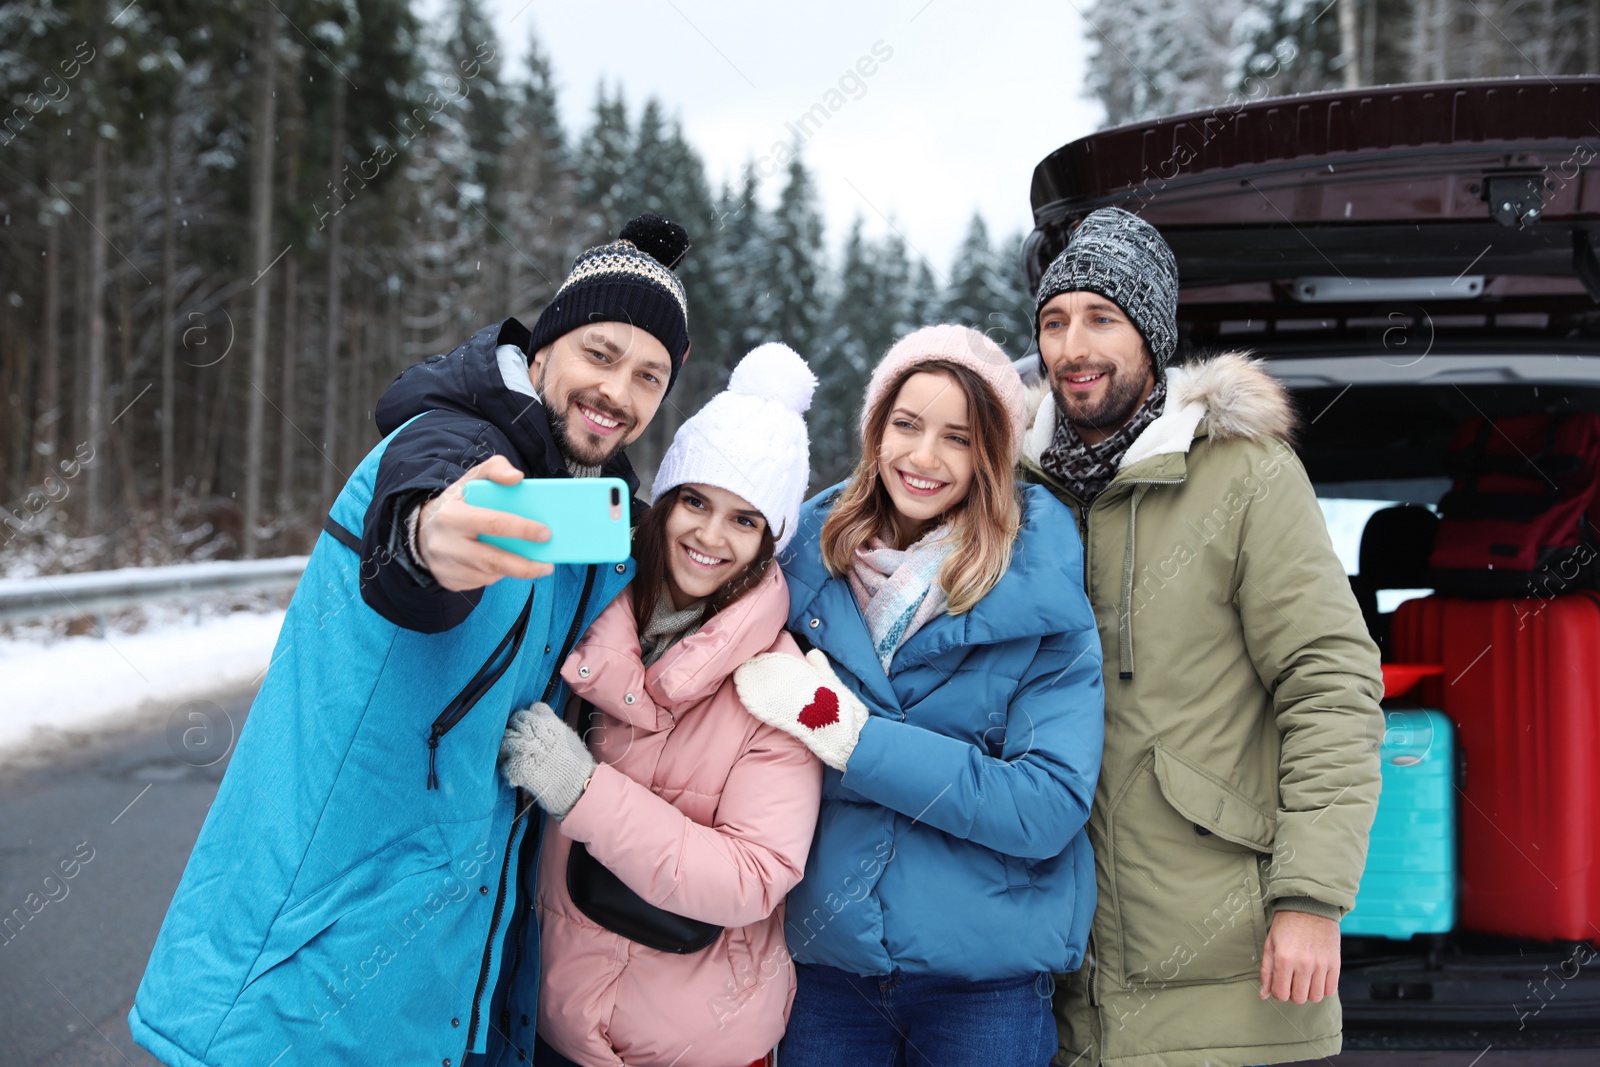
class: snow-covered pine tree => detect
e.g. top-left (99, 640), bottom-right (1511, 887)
top-left (714, 165), bottom-right (775, 357)
top-left (443, 0), bottom-right (509, 218)
top-left (811, 217), bottom-right (899, 482)
top-left (1083, 0), bottom-right (1247, 125)
top-left (613, 100), bottom-right (725, 471)
top-left (904, 257), bottom-right (945, 332)
top-left (400, 4), bottom-right (499, 358)
top-left (496, 22), bottom-right (576, 323)
top-left (763, 154), bottom-right (826, 364)
top-left (874, 228), bottom-right (916, 340)
top-left (942, 213), bottom-right (1033, 357)
top-left (654, 118), bottom-right (733, 402)
top-left (994, 229), bottom-right (1036, 361)
top-left (573, 83), bottom-right (632, 246)
top-left (1229, 0), bottom-right (1343, 99)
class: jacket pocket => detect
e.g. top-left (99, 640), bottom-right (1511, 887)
top-left (243, 823), bottom-right (454, 989)
top-left (721, 924), bottom-right (759, 1008)
top-left (1106, 745), bottom-right (1270, 988)
top-left (1151, 744), bottom-right (1275, 853)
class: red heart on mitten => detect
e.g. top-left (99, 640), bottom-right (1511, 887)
top-left (797, 687), bottom-right (840, 731)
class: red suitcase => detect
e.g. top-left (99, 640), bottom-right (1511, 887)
top-left (1391, 592), bottom-right (1600, 943)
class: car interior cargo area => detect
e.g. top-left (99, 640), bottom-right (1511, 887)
top-left (1296, 374), bottom-right (1600, 1048)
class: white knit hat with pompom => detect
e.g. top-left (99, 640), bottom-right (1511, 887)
top-left (651, 343), bottom-right (817, 551)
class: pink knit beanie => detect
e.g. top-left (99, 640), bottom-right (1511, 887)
top-left (861, 324), bottom-right (1028, 461)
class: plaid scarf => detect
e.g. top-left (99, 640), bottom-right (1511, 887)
top-left (1040, 378), bottom-right (1167, 506)
top-left (847, 525), bottom-right (956, 671)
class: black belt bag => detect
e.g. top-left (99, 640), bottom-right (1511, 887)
top-left (564, 700), bottom-right (723, 955)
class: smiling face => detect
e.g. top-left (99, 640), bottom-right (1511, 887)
top-left (660, 482), bottom-right (769, 608)
top-left (532, 321), bottom-right (671, 468)
top-left (1037, 290), bottom-right (1156, 445)
top-left (874, 370), bottom-right (976, 547)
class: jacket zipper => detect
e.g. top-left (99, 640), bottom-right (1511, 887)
top-left (494, 811), bottom-right (542, 1046)
top-left (469, 564), bottom-right (601, 1052)
top-left (1031, 462), bottom-right (1179, 681)
top-left (1086, 478), bottom-right (1176, 682)
top-left (1077, 476), bottom-right (1181, 570)
top-left (540, 565), bottom-right (598, 704)
top-left (426, 589), bottom-right (537, 789)
top-left (467, 796), bottom-right (526, 1049)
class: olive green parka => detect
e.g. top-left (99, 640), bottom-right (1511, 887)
top-left (1023, 352), bottom-right (1384, 1067)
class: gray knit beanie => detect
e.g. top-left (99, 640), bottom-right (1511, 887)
top-left (1033, 207), bottom-right (1179, 371)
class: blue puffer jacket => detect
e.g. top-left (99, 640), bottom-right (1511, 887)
top-left (780, 482), bottom-right (1104, 981)
top-left (130, 319), bottom-right (636, 1067)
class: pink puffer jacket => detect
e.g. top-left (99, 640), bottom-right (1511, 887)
top-left (536, 562), bottom-right (823, 1067)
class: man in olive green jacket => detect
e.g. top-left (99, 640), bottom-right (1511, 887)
top-left (1021, 209), bottom-right (1383, 1067)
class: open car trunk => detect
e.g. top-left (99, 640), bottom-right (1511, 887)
top-left (1025, 77), bottom-right (1600, 359)
top-left (1025, 77), bottom-right (1600, 1051)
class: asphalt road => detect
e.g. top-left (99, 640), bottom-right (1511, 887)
top-left (3, 684), bottom-right (1597, 1067)
top-left (0, 685), bottom-right (253, 1067)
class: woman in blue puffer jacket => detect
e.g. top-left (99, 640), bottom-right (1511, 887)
top-left (733, 325), bottom-right (1105, 1066)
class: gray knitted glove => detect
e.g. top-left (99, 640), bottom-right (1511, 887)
top-left (498, 702), bottom-right (596, 818)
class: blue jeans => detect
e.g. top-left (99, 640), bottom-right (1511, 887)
top-left (779, 962), bottom-right (1057, 1067)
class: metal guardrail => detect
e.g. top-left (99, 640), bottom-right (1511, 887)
top-left (0, 557), bottom-right (309, 622)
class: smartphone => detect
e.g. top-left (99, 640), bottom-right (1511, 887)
top-left (463, 477), bottom-right (631, 564)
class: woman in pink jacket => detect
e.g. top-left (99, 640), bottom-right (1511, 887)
top-left (497, 343), bottom-right (827, 1067)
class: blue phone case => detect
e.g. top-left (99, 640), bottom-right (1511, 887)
top-left (463, 478), bottom-right (632, 564)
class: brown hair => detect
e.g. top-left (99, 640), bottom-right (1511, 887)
top-left (631, 485), bottom-right (778, 632)
top-left (820, 359), bottom-right (1022, 614)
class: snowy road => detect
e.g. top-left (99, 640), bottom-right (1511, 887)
top-left (0, 607), bottom-right (286, 758)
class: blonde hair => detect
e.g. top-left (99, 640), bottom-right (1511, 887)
top-left (820, 360), bottom-right (1022, 614)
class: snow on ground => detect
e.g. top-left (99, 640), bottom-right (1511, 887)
top-left (0, 606), bottom-right (285, 759)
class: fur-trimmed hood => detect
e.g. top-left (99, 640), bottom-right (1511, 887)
top-left (1022, 350), bottom-right (1297, 469)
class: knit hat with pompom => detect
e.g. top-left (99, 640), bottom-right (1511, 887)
top-left (652, 343), bottom-right (817, 551)
top-left (526, 214), bottom-right (694, 392)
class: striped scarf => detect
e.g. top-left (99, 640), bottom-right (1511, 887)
top-left (847, 525), bottom-right (956, 671)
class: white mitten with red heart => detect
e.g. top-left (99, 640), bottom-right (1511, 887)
top-left (733, 649), bottom-right (869, 771)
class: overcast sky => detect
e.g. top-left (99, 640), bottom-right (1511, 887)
top-left (478, 1), bottom-right (1105, 277)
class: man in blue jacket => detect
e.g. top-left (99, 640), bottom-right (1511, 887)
top-left (130, 216), bottom-right (692, 1067)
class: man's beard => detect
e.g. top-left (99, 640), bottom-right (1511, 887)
top-left (537, 370), bottom-right (634, 470)
top-left (1051, 362), bottom-right (1151, 436)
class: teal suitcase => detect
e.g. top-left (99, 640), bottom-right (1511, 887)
top-left (1342, 708), bottom-right (1458, 939)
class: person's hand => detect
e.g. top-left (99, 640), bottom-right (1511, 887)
top-left (499, 702), bottom-right (596, 818)
top-left (415, 455), bottom-right (554, 590)
top-left (1259, 909), bottom-right (1341, 1004)
top-left (733, 649), bottom-right (869, 771)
